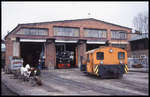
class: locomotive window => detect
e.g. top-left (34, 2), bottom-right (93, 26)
top-left (96, 52), bottom-right (104, 60)
top-left (118, 52), bottom-right (125, 59)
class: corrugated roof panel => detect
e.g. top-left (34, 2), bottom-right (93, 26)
top-left (129, 33), bottom-right (149, 41)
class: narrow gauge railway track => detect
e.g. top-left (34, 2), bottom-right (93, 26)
top-left (86, 74), bottom-right (148, 94)
top-left (90, 74), bottom-right (148, 94)
top-left (39, 82), bottom-right (61, 93)
top-left (113, 78), bottom-right (148, 94)
top-left (45, 71), bottom-right (148, 94)
top-left (74, 71), bottom-right (148, 94)
top-left (41, 72), bottom-right (140, 95)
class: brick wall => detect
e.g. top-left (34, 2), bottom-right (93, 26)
top-left (5, 19), bottom-right (132, 68)
top-left (5, 38), bottom-right (13, 69)
top-left (45, 39), bottom-right (56, 69)
top-left (77, 40), bottom-right (87, 67)
top-left (19, 19), bottom-right (131, 40)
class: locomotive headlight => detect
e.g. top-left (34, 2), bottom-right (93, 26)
top-left (109, 49), bottom-right (113, 53)
top-left (120, 60), bottom-right (123, 64)
top-left (100, 61), bottom-right (103, 64)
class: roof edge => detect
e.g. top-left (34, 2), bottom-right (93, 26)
top-left (20, 18), bottom-right (132, 30)
top-left (4, 24), bottom-right (21, 40)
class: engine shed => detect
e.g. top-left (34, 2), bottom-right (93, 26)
top-left (4, 18), bottom-right (132, 70)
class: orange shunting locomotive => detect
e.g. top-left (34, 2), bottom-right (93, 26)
top-left (80, 46), bottom-right (128, 78)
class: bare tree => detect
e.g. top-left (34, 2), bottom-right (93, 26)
top-left (133, 12), bottom-right (148, 33)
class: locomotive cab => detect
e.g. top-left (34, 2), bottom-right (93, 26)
top-left (81, 46), bottom-right (128, 78)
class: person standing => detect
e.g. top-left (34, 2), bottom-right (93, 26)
top-left (38, 59), bottom-right (42, 70)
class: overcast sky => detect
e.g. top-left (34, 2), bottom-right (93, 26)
top-left (2, 1), bottom-right (149, 39)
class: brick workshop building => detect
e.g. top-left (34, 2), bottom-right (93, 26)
top-left (4, 18), bottom-right (132, 69)
top-left (128, 33), bottom-right (149, 68)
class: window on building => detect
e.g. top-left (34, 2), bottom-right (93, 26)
top-left (16, 28), bottom-right (48, 36)
top-left (53, 26), bottom-right (79, 37)
top-left (118, 52), bottom-right (125, 59)
top-left (38, 29), bottom-right (48, 35)
top-left (111, 30), bottom-right (127, 39)
top-left (96, 52), bottom-right (104, 60)
top-left (84, 29), bottom-right (107, 38)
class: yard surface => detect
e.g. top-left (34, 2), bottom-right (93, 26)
top-left (1, 68), bottom-right (149, 96)
top-left (1, 82), bottom-right (18, 96)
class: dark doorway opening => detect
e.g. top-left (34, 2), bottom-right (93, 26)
top-left (20, 42), bottom-right (44, 68)
top-left (86, 44), bottom-right (105, 51)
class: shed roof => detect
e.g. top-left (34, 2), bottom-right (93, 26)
top-left (129, 33), bottom-right (149, 41)
top-left (20, 18), bottom-right (132, 29)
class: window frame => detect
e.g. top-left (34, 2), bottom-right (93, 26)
top-left (53, 26), bottom-right (80, 37)
top-left (118, 52), bottom-right (125, 59)
top-left (84, 28), bottom-right (107, 38)
top-left (16, 27), bottom-right (48, 36)
top-left (96, 52), bottom-right (104, 60)
top-left (111, 30), bottom-right (127, 40)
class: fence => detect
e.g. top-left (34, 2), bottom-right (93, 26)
top-left (128, 57), bottom-right (149, 69)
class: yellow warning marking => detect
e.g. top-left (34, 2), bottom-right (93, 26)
top-left (124, 64), bottom-right (128, 73)
top-left (93, 65), bottom-right (99, 76)
top-left (94, 65), bottom-right (98, 72)
top-left (95, 68), bottom-right (98, 74)
top-left (124, 68), bottom-right (127, 73)
top-left (95, 65), bottom-right (98, 70)
top-left (125, 64), bottom-right (128, 71)
top-left (96, 69), bottom-right (99, 76)
top-left (94, 68), bottom-right (96, 72)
